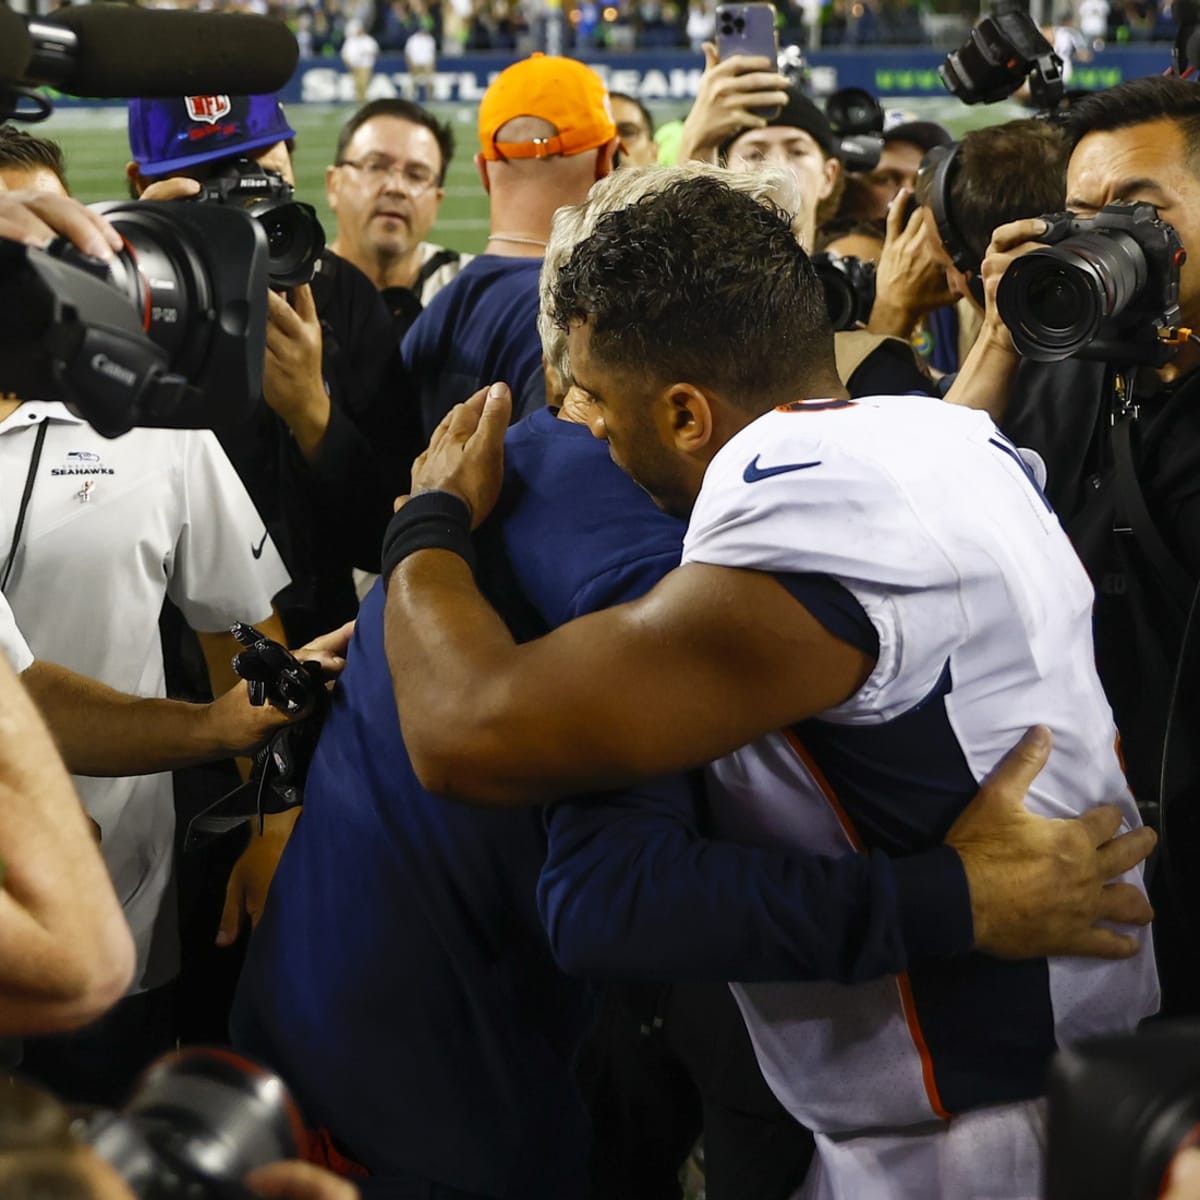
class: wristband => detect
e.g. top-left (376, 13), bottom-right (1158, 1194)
top-left (381, 490), bottom-right (476, 589)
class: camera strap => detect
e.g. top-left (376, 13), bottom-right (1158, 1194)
top-left (0, 419), bottom-right (48, 594)
top-left (1111, 413), bottom-right (1196, 610)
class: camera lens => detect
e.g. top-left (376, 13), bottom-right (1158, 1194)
top-left (264, 216), bottom-right (295, 259)
top-left (997, 230), bottom-right (1148, 362)
top-left (245, 199), bottom-right (326, 290)
top-left (824, 87), bottom-right (885, 137)
top-left (812, 252), bottom-right (874, 331)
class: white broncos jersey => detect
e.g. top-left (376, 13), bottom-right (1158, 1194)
top-left (682, 394), bottom-right (1158, 1136)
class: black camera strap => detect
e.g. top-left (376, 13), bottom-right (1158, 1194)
top-left (1, 418), bottom-right (48, 594)
top-left (1111, 411), bottom-right (1196, 610)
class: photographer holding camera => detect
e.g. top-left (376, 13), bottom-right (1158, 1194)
top-left (946, 74), bottom-right (1200, 1016)
top-left (125, 93), bottom-right (416, 648)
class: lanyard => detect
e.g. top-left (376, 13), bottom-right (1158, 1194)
top-left (1, 419), bottom-right (49, 593)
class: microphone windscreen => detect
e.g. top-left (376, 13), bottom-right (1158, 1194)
top-left (0, 7), bottom-right (33, 86)
top-left (46, 8), bottom-right (298, 98)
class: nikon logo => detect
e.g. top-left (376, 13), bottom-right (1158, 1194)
top-left (90, 354), bottom-right (137, 389)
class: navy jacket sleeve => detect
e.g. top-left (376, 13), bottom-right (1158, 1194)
top-left (538, 774), bottom-right (971, 985)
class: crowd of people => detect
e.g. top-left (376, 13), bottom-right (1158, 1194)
top-left (2, 29), bottom-right (1200, 1200)
top-left (85, 0), bottom-right (1185, 57)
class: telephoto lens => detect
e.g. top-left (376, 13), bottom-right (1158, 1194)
top-left (996, 201), bottom-right (1185, 366)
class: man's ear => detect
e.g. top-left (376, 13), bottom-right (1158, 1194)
top-left (596, 137), bottom-right (620, 180)
top-left (820, 155), bottom-right (841, 201)
top-left (125, 161), bottom-right (146, 197)
top-left (659, 382), bottom-right (714, 454)
top-left (474, 152), bottom-right (492, 195)
top-left (324, 163), bottom-right (340, 210)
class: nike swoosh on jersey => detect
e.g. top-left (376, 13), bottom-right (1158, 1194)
top-left (251, 531), bottom-right (269, 559)
top-left (742, 455), bottom-right (822, 483)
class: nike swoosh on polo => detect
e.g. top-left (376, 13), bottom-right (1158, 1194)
top-left (742, 455), bottom-right (822, 483)
top-left (251, 531), bottom-right (269, 559)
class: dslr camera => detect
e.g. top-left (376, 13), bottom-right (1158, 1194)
top-left (79, 1047), bottom-right (305, 1199)
top-left (812, 252), bottom-right (877, 331)
top-left (939, 0), bottom-right (1064, 111)
top-left (194, 157), bottom-right (324, 292)
top-left (996, 201), bottom-right (1186, 366)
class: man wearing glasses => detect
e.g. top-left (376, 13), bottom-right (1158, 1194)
top-left (327, 98), bottom-right (470, 337)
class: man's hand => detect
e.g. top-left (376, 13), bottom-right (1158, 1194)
top-left (403, 382), bottom-right (512, 529)
top-left (244, 1160), bottom-right (359, 1200)
top-left (867, 189), bottom-right (956, 338)
top-left (974, 215), bottom-right (1049, 353)
top-left (677, 43), bottom-right (791, 164)
top-left (263, 285), bottom-right (332, 457)
top-left (948, 726), bottom-right (1156, 960)
top-left (138, 177), bottom-right (202, 202)
top-left (199, 621), bottom-right (353, 757)
top-left (216, 808), bottom-right (300, 946)
top-left (0, 189), bottom-right (122, 261)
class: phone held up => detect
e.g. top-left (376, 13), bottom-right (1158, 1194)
top-left (715, 2), bottom-right (782, 119)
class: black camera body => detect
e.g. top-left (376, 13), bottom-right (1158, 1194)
top-left (0, 201), bottom-right (269, 437)
top-left (812, 252), bottom-right (877, 331)
top-left (939, 0), bottom-right (1064, 110)
top-left (824, 86), bottom-right (885, 173)
top-left (194, 158), bottom-right (325, 292)
top-left (1047, 1022), bottom-right (1200, 1200)
top-left (996, 201), bottom-right (1186, 366)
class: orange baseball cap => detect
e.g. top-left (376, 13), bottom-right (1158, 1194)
top-left (478, 53), bottom-right (617, 161)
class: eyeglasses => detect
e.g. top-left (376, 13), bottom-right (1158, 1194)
top-left (337, 156), bottom-right (440, 194)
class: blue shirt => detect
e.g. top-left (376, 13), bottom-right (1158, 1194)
top-left (401, 255), bottom-right (546, 440)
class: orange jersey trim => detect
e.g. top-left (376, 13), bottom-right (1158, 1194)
top-left (782, 727), bottom-right (952, 1122)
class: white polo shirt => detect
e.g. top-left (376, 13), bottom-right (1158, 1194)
top-left (0, 401), bottom-right (290, 991)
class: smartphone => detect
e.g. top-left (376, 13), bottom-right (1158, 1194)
top-left (715, 3), bottom-right (781, 119)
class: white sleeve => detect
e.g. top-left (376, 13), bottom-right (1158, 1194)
top-left (166, 430), bottom-right (291, 633)
top-left (0, 589), bottom-right (34, 674)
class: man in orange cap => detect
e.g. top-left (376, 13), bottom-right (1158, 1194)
top-left (401, 53), bottom-right (618, 440)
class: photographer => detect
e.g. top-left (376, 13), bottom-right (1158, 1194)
top-left (868, 118), bottom-right (1067, 370)
top-left (945, 74), bottom-right (1200, 1014)
top-left (126, 93), bottom-right (416, 647)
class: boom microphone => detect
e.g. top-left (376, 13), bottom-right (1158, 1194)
top-left (17, 7), bottom-right (299, 98)
top-left (0, 8), bottom-right (33, 86)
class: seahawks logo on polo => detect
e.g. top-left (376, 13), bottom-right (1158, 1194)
top-left (52, 449), bottom-right (115, 477)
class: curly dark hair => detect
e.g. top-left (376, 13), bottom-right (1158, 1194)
top-left (549, 173), bottom-right (836, 413)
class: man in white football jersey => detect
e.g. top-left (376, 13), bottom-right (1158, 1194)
top-left (380, 171), bottom-right (1158, 1199)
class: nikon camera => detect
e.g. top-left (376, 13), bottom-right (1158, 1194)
top-left (195, 157), bottom-right (325, 292)
top-left (996, 200), bottom-right (1186, 367)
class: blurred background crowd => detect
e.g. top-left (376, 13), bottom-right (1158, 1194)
top-left (41, 0), bottom-right (1187, 58)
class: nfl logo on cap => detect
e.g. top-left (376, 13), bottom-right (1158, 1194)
top-left (185, 95), bottom-right (233, 125)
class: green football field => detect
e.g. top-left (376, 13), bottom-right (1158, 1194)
top-left (34, 95), bottom-right (1027, 258)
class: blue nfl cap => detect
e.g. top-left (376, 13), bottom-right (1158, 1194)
top-left (128, 93), bottom-right (296, 176)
